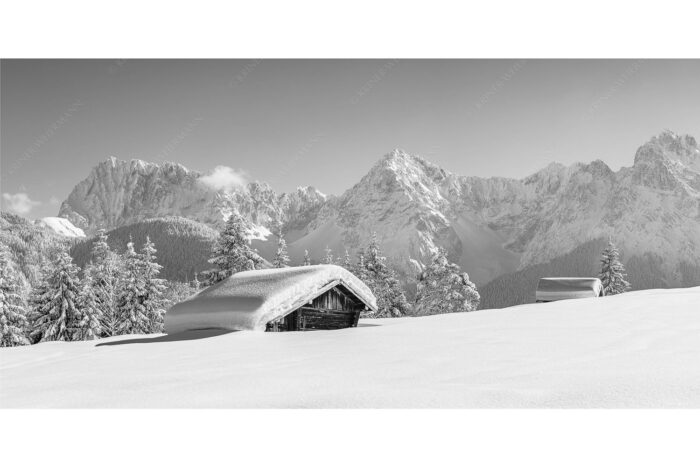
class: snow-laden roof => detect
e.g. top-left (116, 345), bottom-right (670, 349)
top-left (165, 265), bottom-right (377, 333)
top-left (536, 277), bottom-right (604, 302)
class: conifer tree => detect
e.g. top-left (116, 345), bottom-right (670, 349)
top-left (75, 277), bottom-right (103, 340)
top-left (323, 246), bottom-right (334, 264)
top-left (414, 247), bottom-right (480, 315)
top-left (302, 250), bottom-right (312, 266)
top-left (27, 260), bottom-right (51, 343)
top-left (352, 249), bottom-right (368, 283)
top-left (273, 229), bottom-right (290, 268)
top-left (140, 236), bottom-right (168, 333)
top-left (343, 249), bottom-right (352, 269)
top-left (599, 240), bottom-right (631, 295)
top-left (85, 230), bottom-right (121, 337)
top-left (361, 233), bottom-right (411, 317)
top-left (29, 250), bottom-right (82, 342)
top-left (0, 246), bottom-right (30, 347)
top-left (116, 239), bottom-right (148, 335)
top-left (207, 212), bottom-right (264, 284)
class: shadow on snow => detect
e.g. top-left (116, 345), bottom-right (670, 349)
top-left (95, 329), bottom-right (236, 346)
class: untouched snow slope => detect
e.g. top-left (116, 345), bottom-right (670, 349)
top-left (37, 217), bottom-right (85, 237)
top-left (1, 287), bottom-right (699, 408)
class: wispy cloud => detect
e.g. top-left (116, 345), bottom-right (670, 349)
top-left (2, 192), bottom-right (42, 215)
top-left (199, 166), bottom-right (249, 192)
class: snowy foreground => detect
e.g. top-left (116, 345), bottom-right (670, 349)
top-left (2, 287), bottom-right (699, 408)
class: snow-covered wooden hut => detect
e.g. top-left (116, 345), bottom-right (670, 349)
top-left (165, 265), bottom-right (377, 333)
top-left (535, 277), bottom-right (604, 303)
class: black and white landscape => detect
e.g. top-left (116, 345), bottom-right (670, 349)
top-left (1, 59), bottom-right (700, 408)
top-left (13, 130), bottom-right (700, 307)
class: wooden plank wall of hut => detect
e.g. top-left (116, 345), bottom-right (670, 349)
top-left (311, 287), bottom-right (357, 312)
top-left (266, 287), bottom-right (363, 332)
top-left (297, 307), bottom-right (357, 330)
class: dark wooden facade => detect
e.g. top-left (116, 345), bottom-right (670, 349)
top-left (266, 285), bottom-right (365, 332)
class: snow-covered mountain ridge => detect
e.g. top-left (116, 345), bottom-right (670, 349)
top-left (308, 130), bottom-right (700, 285)
top-left (58, 156), bottom-right (328, 239)
top-left (58, 130), bottom-right (700, 286)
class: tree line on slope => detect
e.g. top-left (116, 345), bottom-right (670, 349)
top-left (0, 212), bottom-right (72, 292)
top-left (69, 217), bottom-right (218, 283)
top-left (61, 214), bottom-right (665, 314)
top-left (0, 230), bottom-right (198, 347)
top-left (1, 210), bottom-right (647, 347)
top-left (1, 213), bottom-right (214, 296)
top-left (1, 211), bottom-right (483, 346)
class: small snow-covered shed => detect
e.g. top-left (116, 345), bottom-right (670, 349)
top-left (165, 265), bottom-right (377, 333)
top-left (535, 277), bottom-right (604, 303)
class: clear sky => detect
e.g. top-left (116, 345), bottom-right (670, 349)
top-left (2, 59), bottom-right (699, 219)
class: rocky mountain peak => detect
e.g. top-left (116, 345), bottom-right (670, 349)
top-left (58, 157), bottom-right (329, 235)
top-left (366, 149), bottom-right (449, 195)
top-left (632, 131), bottom-right (700, 192)
top-left (635, 130), bottom-right (700, 170)
top-left (289, 186), bottom-right (327, 202)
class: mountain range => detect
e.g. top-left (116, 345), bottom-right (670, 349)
top-left (44, 130), bottom-right (700, 306)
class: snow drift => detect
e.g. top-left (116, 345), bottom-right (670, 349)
top-left (165, 265), bottom-right (377, 333)
top-left (1, 286), bottom-right (699, 408)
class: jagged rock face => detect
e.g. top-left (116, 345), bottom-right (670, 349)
top-left (278, 186), bottom-right (330, 232)
top-left (487, 132), bottom-right (700, 279)
top-left (59, 157), bottom-right (212, 230)
top-left (632, 132), bottom-right (700, 191)
top-left (58, 131), bottom-right (700, 286)
top-left (58, 156), bottom-right (328, 238)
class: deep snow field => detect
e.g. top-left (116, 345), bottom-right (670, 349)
top-left (1, 287), bottom-right (699, 408)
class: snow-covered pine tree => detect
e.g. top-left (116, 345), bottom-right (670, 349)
top-left (303, 249), bottom-right (312, 266)
top-left (273, 229), bottom-right (290, 268)
top-left (343, 249), bottom-right (352, 269)
top-left (362, 233), bottom-right (411, 317)
top-left (207, 212), bottom-right (264, 284)
top-left (352, 248), bottom-right (368, 283)
top-left (29, 249), bottom-right (82, 342)
top-left (599, 240), bottom-right (631, 295)
top-left (27, 260), bottom-right (51, 343)
top-left (140, 236), bottom-right (168, 333)
top-left (414, 247), bottom-right (480, 315)
top-left (116, 238), bottom-right (148, 335)
top-left (0, 245), bottom-right (30, 347)
top-left (75, 275), bottom-right (103, 340)
top-left (323, 246), bottom-right (334, 264)
top-left (85, 230), bottom-right (121, 337)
